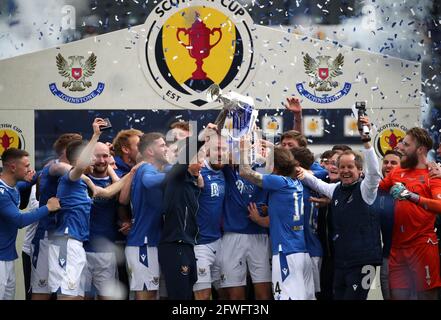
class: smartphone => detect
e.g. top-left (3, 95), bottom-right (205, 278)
top-left (100, 118), bottom-right (112, 131)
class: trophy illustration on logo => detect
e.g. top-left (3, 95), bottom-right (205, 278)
top-left (1, 131), bottom-right (14, 151)
top-left (384, 130), bottom-right (398, 150)
top-left (177, 13), bottom-right (222, 91)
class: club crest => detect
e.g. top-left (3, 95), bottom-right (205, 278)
top-left (56, 53), bottom-right (96, 92)
top-left (49, 52), bottom-right (105, 104)
top-left (296, 53), bottom-right (351, 104)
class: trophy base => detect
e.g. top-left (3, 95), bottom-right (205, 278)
top-left (185, 78), bottom-right (214, 92)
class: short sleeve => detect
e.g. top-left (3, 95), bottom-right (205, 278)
top-left (262, 174), bottom-right (288, 191)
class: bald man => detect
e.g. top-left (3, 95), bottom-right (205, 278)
top-left (83, 142), bottom-right (121, 299)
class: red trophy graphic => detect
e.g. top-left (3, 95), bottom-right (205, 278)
top-left (1, 131), bottom-right (14, 151)
top-left (384, 131), bottom-right (398, 149)
top-left (177, 13), bottom-right (222, 90)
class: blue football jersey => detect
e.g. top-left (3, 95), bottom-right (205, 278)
top-left (84, 175), bottom-right (119, 252)
top-left (53, 173), bottom-right (92, 242)
top-left (197, 161), bottom-right (226, 244)
top-left (0, 179), bottom-right (49, 260)
top-left (222, 166), bottom-right (267, 235)
top-left (33, 163), bottom-right (60, 241)
top-left (262, 174), bottom-right (307, 255)
top-left (127, 163), bottom-right (166, 247)
top-left (302, 184), bottom-right (323, 257)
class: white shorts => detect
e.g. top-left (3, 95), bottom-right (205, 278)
top-left (310, 256), bottom-right (322, 293)
top-left (84, 251), bottom-right (118, 297)
top-left (219, 233), bottom-right (271, 288)
top-left (193, 239), bottom-right (221, 291)
top-left (272, 252), bottom-right (315, 300)
top-left (30, 238), bottom-right (51, 294)
top-left (48, 238), bottom-right (87, 297)
top-left (0, 260), bottom-right (15, 300)
top-left (125, 246), bottom-right (159, 292)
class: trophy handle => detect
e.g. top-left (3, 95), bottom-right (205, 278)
top-left (176, 28), bottom-right (190, 47)
top-left (209, 28), bottom-right (222, 49)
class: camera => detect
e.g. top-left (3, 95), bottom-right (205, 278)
top-left (355, 102), bottom-right (370, 136)
top-left (99, 118), bottom-right (112, 131)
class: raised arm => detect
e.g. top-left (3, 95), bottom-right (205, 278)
top-left (107, 165), bottom-right (120, 183)
top-left (238, 135), bottom-right (263, 187)
top-left (299, 168), bottom-right (338, 199)
top-left (239, 164), bottom-right (263, 188)
top-left (285, 97), bottom-right (303, 134)
top-left (69, 118), bottom-right (106, 181)
top-left (360, 146), bottom-right (382, 205)
top-left (94, 171), bottom-right (135, 199)
top-left (118, 162), bottom-right (146, 205)
top-left (358, 116), bottom-right (382, 205)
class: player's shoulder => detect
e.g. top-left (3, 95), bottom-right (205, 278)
top-left (0, 181), bottom-right (16, 201)
top-left (141, 162), bottom-right (156, 173)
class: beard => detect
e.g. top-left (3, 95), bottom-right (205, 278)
top-left (93, 164), bottom-right (108, 174)
top-left (400, 152), bottom-right (418, 169)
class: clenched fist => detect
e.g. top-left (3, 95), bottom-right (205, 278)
top-left (46, 197), bottom-right (61, 212)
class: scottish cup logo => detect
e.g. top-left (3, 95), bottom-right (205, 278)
top-left (140, 0), bottom-right (256, 108)
top-left (0, 124), bottom-right (25, 160)
top-left (49, 52), bottom-right (105, 104)
top-left (296, 53), bottom-right (351, 104)
top-left (374, 123), bottom-right (407, 157)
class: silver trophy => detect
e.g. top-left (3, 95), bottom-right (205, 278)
top-left (206, 84), bottom-right (258, 141)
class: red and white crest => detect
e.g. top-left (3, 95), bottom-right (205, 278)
top-left (71, 68), bottom-right (82, 80)
top-left (318, 67), bottom-right (329, 80)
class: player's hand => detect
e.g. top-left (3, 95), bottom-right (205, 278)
top-left (296, 167), bottom-right (306, 180)
top-left (428, 161), bottom-right (441, 178)
top-left (390, 182), bottom-right (419, 203)
top-left (46, 197), bottom-right (61, 212)
top-left (309, 196), bottom-right (330, 208)
top-left (119, 221), bottom-right (132, 236)
top-left (131, 161), bottom-right (147, 173)
top-left (23, 169), bottom-right (36, 183)
top-left (285, 97), bottom-right (302, 113)
top-left (247, 202), bottom-right (261, 222)
top-left (92, 118), bottom-right (106, 136)
top-left (188, 162), bottom-right (202, 177)
top-left (105, 142), bottom-right (114, 153)
top-left (358, 115), bottom-right (371, 138)
top-left (92, 186), bottom-right (104, 198)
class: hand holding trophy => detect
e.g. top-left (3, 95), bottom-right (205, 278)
top-left (206, 84), bottom-right (259, 141)
top-left (206, 84), bottom-right (259, 165)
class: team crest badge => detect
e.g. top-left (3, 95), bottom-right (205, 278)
top-left (296, 53), bottom-right (351, 103)
top-left (49, 52), bottom-right (105, 104)
top-left (38, 279), bottom-right (47, 288)
top-left (198, 268), bottom-right (207, 277)
top-left (68, 280), bottom-right (76, 290)
top-left (56, 53), bottom-right (96, 92)
top-left (140, 0), bottom-right (256, 109)
top-left (180, 265), bottom-right (190, 276)
top-left (151, 277), bottom-right (160, 286)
